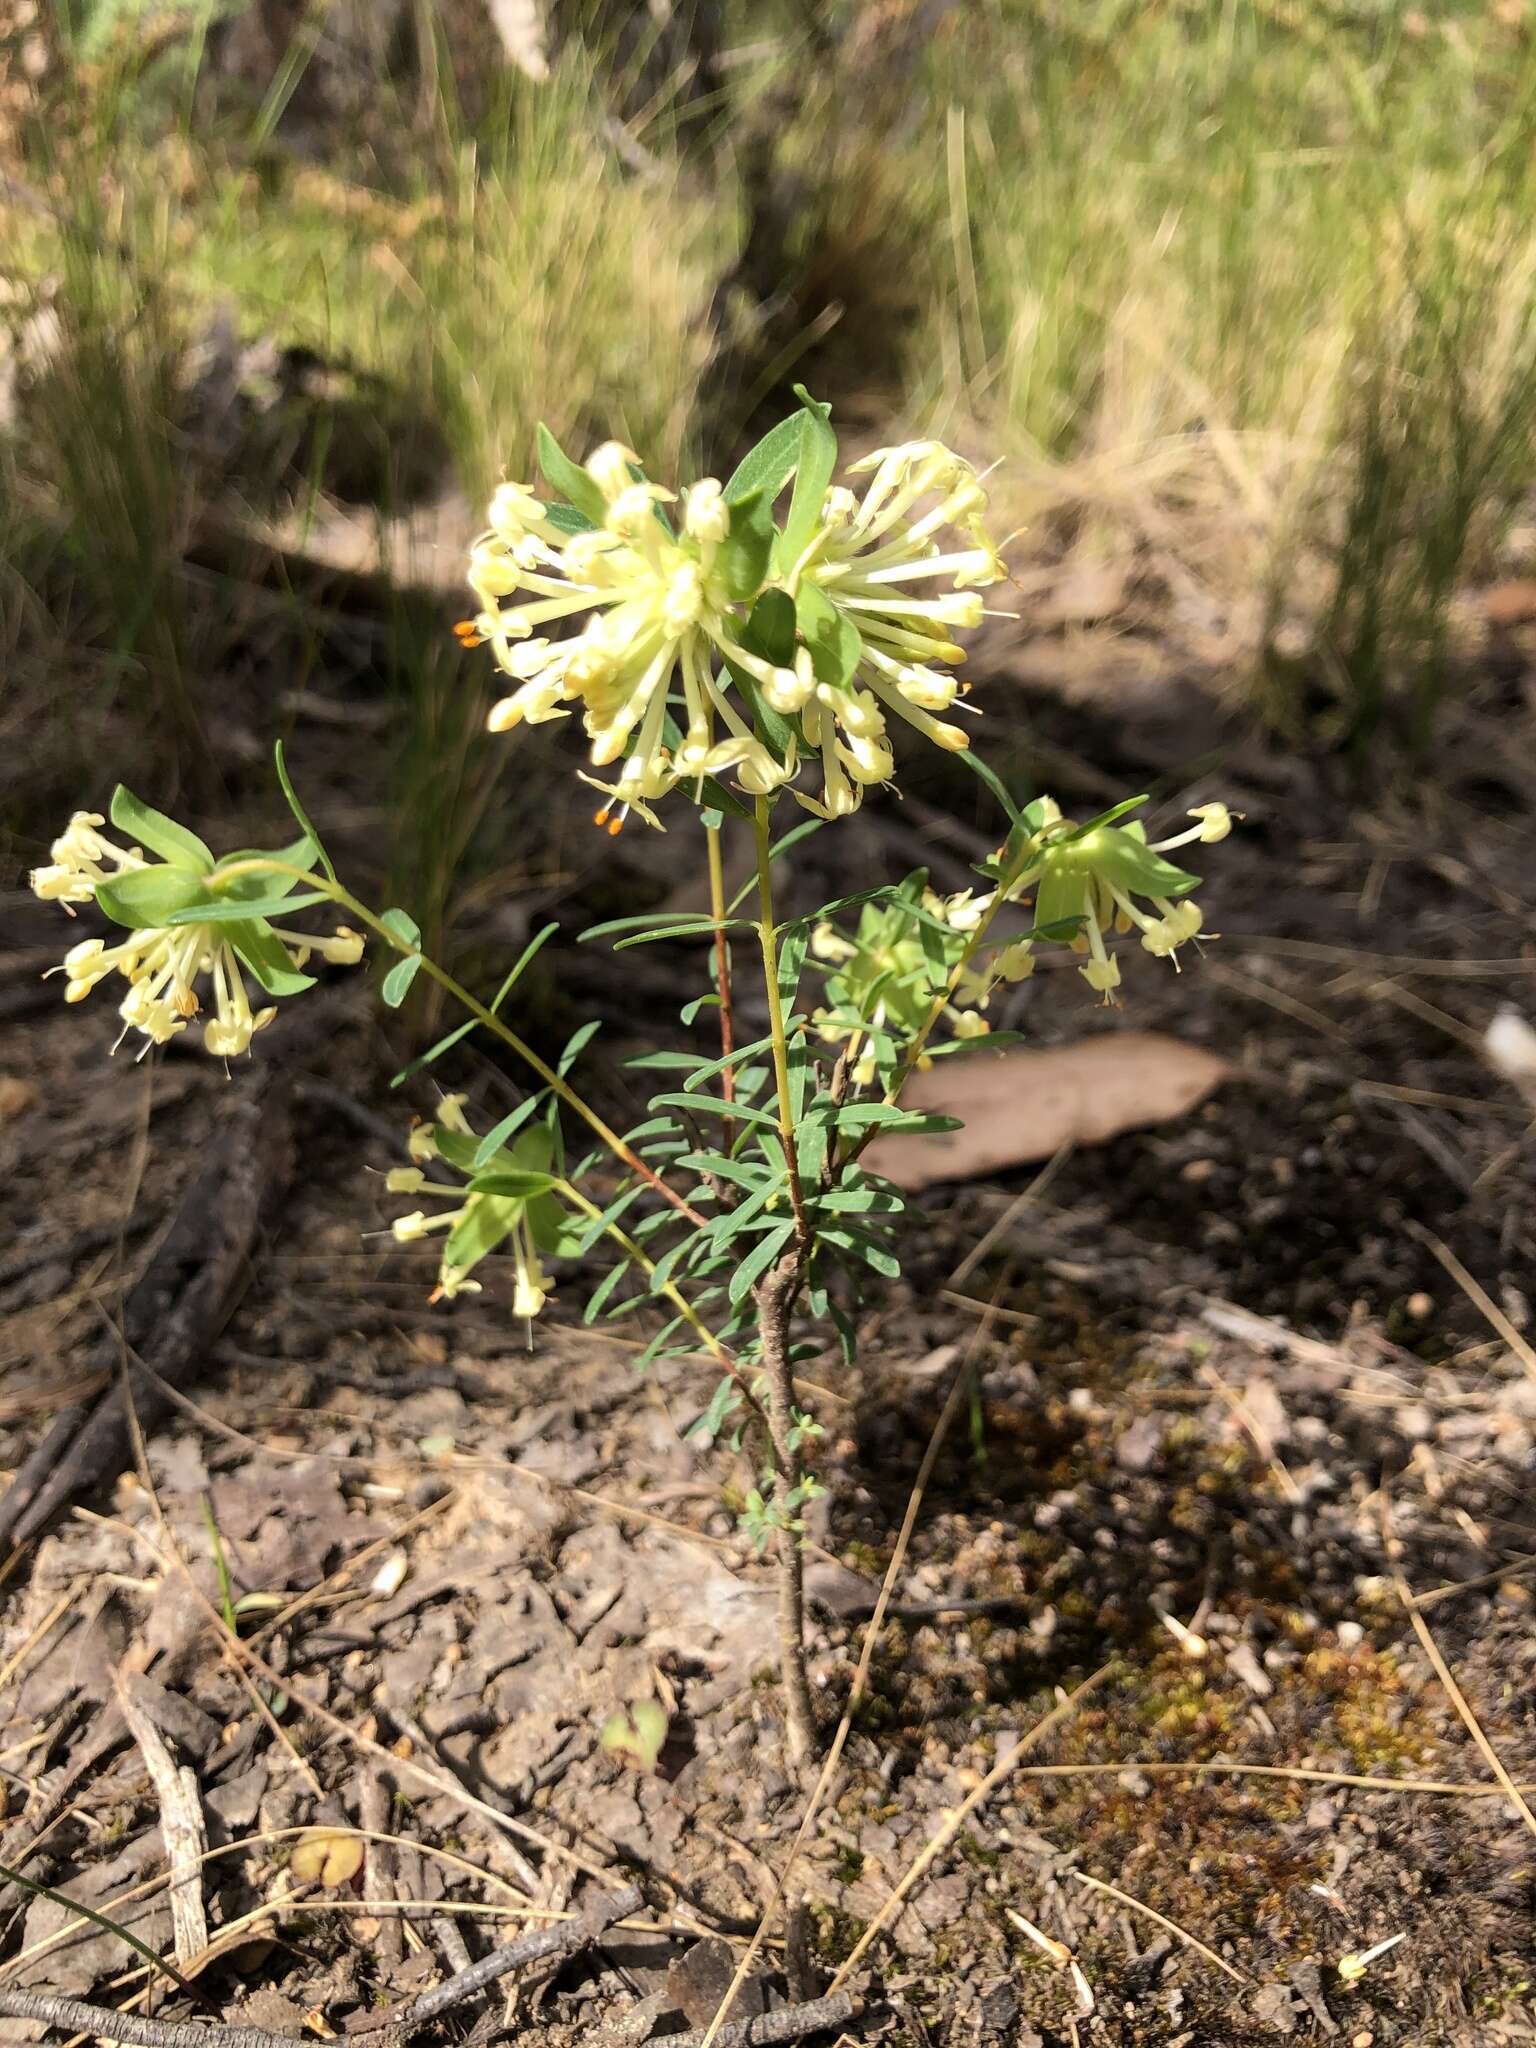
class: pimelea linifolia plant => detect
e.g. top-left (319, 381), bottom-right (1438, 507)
top-left (32, 392), bottom-right (1232, 1762)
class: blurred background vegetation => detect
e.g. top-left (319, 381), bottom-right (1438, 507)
top-left (6, 0), bottom-right (1536, 979)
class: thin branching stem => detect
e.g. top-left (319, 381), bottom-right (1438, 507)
top-left (705, 821), bottom-right (738, 1150)
top-left (749, 798), bottom-right (812, 1247)
top-left (555, 1179), bottom-right (764, 1430)
top-left (746, 796), bottom-right (818, 1763)
top-left (208, 861), bottom-right (705, 1227)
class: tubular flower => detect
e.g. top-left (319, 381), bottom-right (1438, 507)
top-left (985, 797), bottom-right (1217, 1003)
top-left (780, 442), bottom-right (1008, 815)
top-left (45, 920), bottom-right (362, 1055)
top-left (468, 450), bottom-right (795, 831)
top-left (810, 891), bottom-right (985, 1082)
top-left (30, 811), bottom-right (148, 908)
top-left (384, 1106), bottom-right (575, 1316)
top-left (31, 796), bottom-right (364, 1055)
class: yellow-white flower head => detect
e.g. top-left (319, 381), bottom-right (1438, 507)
top-left (32, 806), bottom-right (363, 1057)
top-left (30, 812), bottom-right (147, 909)
top-left (383, 1106), bottom-right (565, 1316)
top-left (778, 439), bottom-right (1007, 817)
top-left (466, 446), bottom-right (792, 831)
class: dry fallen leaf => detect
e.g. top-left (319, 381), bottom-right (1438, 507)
top-left (864, 1033), bottom-right (1232, 1190)
top-left (290, 1829), bottom-right (366, 1887)
top-left (600, 1698), bottom-right (669, 1773)
top-left (1485, 1007), bottom-right (1536, 1108)
top-left (0, 1075), bottom-right (37, 1122)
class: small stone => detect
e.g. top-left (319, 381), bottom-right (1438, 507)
top-left (1116, 1413), bottom-right (1166, 1473)
top-left (1406, 1292), bottom-right (1434, 1320)
top-left (1226, 1642), bottom-right (1274, 1698)
top-left (1251, 1982), bottom-right (1301, 2034)
top-left (1117, 1768), bottom-right (1152, 1798)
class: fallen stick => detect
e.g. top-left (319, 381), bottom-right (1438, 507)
top-left (0, 1070), bottom-right (293, 1548)
top-left (347, 1884), bottom-right (642, 2033)
top-left (0, 1994), bottom-right (288, 2048)
top-left (0, 1884), bottom-right (644, 2048)
top-left (655, 1992), bottom-right (858, 2048)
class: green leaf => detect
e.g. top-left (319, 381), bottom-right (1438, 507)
top-left (682, 1028), bottom-right (782, 1087)
top-left (378, 908), bottom-right (423, 1009)
top-left (746, 587), bottom-right (797, 666)
top-left (716, 486), bottom-right (776, 602)
top-left (465, 1168), bottom-right (559, 1197)
top-left (535, 423), bottom-right (610, 527)
top-left (583, 1260), bottom-right (633, 1325)
top-left (674, 1153), bottom-right (769, 1193)
top-left (109, 786), bottom-right (212, 871)
top-left (681, 993), bottom-right (720, 1026)
top-left (723, 395), bottom-right (831, 505)
top-left (382, 960), bottom-right (421, 1007)
top-left (686, 1377), bottom-right (743, 1445)
top-left (812, 1186), bottom-right (905, 1214)
top-left (229, 920), bottom-right (317, 997)
top-left (956, 747), bottom-right (1023, 827)
top-left (574, 1184), bottom-right (647, 1255)
top-left (95, 865), bottom-right (212, 930)
top-left (544, 501), bottom-right (597, 535)
top-left (580, 910), bottom-right (723, 944)
top-left (776, 924), bottom-right (811, 1120)
top-left (442, 1197), bottom-right (519, 1277)
top-left (471, 1095), bottom-right (545, 1167)
top-left (528, 1188), bottom-right (588, 1258)
top-left (651, 1092), bottom-right (782, 1132)
top-left (208, 835), bottom-right (321, 901)
top-left (612, 920), bottom-right (748, 952)
top-left (1059, 795), bottom-right (1150, 842)
top-left (819, 1223), bottom-right (901, 1277)
top-left (163, 889), bottom-right (331, 926)
top-left (273, 742), bottom-right (337, 882)
top-left (1083, 831), bottom-right (1200, 900)
top-left (795, 581), bottom-right (862, 689)
top-left (779, 395), bottom-right (838, 567)
top-left (388, 929), bottom-right (552, 1090)
top-left (648, 1235), bottom-right (698, 1296)
top-left (813, 1101), bottom-right (962, 1134)
top-left (706, 1171), bottom-right (788, 1248)
top-left (558, 1019), bottom-right (602, 1074)
top-left (634, 1313), bottom-right (687, 1370)
top-left (728, 1219), bottom-right (796, 1306)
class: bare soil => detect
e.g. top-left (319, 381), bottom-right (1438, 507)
top-left (2, 624), bottom-right (1536, 2047)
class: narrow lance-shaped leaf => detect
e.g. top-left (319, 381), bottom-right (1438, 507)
top-left (109, 785), bottom-right (213, 871)
top-left (723, 392), bottom-right (832, 505)
top-left (716, 486), bottom-right (776, 602)
top-left (379, 907), bottom-right (423, 1009)
top-left (274, 741), bottom-right (338, 882)
top-left (95, 865), bottom-right (212, 931)
top-left (778, 393), bottom-right (838, 569)
top-left (535, 423), bottom-right (610, 527)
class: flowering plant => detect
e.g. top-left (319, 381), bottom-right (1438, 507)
top-left (31, 392), bottom-right (1228, 1764)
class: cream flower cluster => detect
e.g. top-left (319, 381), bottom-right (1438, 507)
top-left (464, 453), bottom-right (794, 832)
top-left (387, 1095), bottom-right (560, 1314)
top-left (949, 800), bottom-right (1236, 1005)
top-left (770, 443), bottom-right (1006, 819)
top-left (463, 434), bottom-right (1006, 829)
top-left (31, 810), bottom-right (147, 906)
top-left (32, 811), bottom-right (363, 1056)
